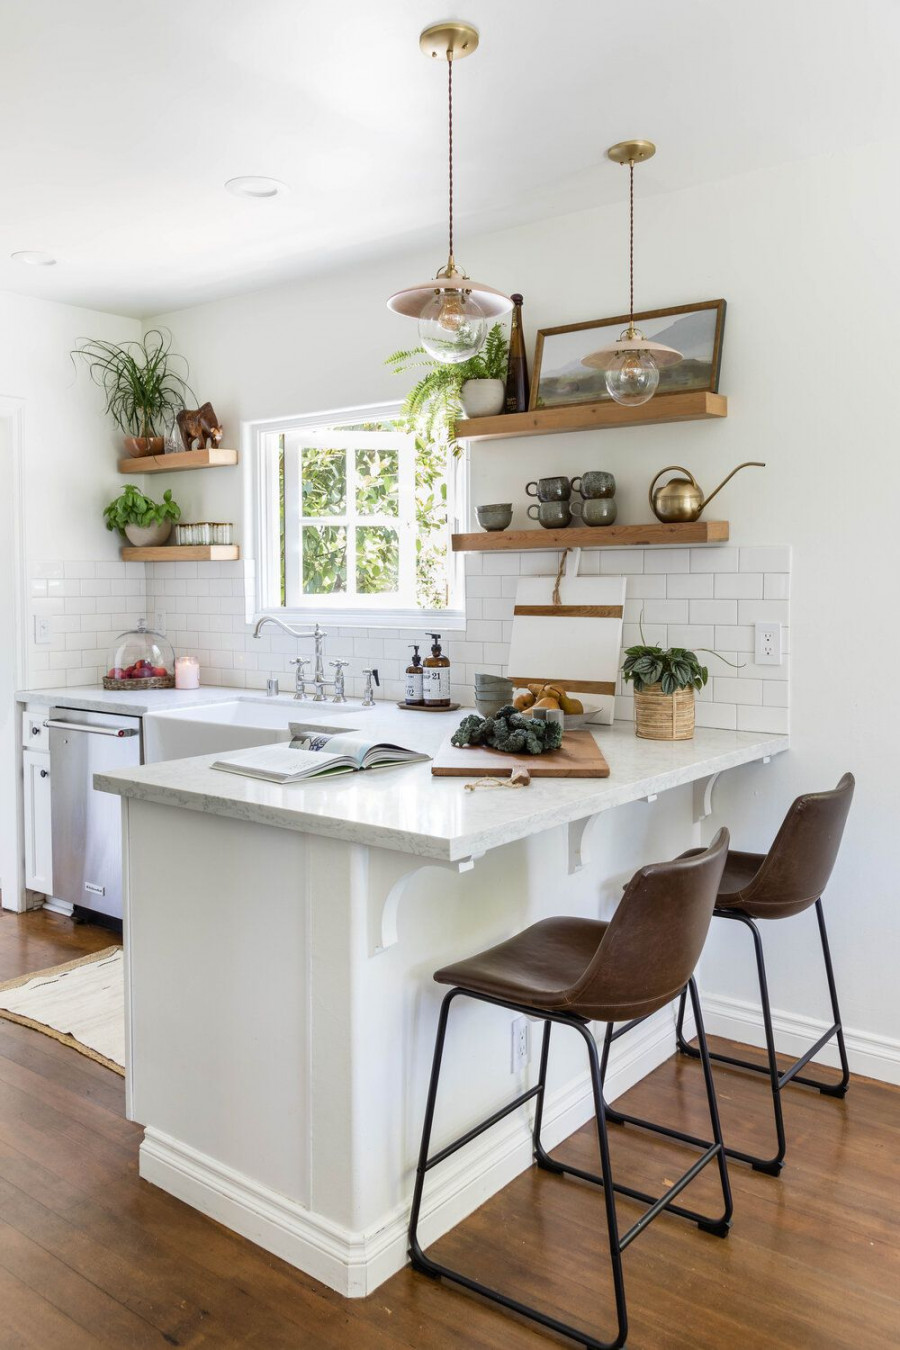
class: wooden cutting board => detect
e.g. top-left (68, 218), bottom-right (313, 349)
top-left (431, 730), bottom-right (610, 778)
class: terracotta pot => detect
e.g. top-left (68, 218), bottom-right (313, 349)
top-left (460, 378), bottom-right (505, 418)
top-left (124, 521), bottom-right (172, 548)
top-left (123, 436), bottom-right (164, 458)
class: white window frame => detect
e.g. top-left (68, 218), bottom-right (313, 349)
top-left (244, 401), bottom-right (467, 630)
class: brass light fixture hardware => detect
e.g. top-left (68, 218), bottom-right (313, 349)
top-left (583, 140), bottom-right (682, 406)
top-left (388, 20), bottom-right (511, 364)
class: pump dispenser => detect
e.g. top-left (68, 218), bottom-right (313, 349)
top-left (423, 632), bottom-right (451, 707)
top-left (405, 643), bottom-right (424, 706)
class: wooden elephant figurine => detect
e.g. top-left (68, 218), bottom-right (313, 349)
top-left (177, 402), bottom-right (224, 452)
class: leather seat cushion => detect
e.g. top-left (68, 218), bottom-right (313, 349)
top-left (434, 916), bottom-right (610, 1011)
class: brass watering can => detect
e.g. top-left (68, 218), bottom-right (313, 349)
top-left (649, 462), bottom-right (765, 523)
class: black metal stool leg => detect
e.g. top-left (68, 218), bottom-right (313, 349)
top-left (804, 900), bottom-right (850, 1096)
top-left (687, 977), bottom-right (734, 1235)
top-left (408, 988), bottom-right (459, 1274)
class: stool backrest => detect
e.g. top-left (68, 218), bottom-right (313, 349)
top-left (568, 828), bottom-right (730, 1022)
top-left (736, 772), bottom-right (855, 917)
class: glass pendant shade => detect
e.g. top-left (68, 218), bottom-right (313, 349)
top-left (604, 349), bottom-right (660, 406)
top-left (418, 288), bottom-right (487, 363)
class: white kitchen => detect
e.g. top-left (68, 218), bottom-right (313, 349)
top-left (0, 4), bottom-right (897, 1348)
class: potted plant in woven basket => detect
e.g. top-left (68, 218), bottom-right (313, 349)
top-left (622, 642), bottom-right (709, 740)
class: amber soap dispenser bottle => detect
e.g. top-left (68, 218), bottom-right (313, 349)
top-left (405, 644), bottom-right (424, 706)
top-left (423, 633), bottom-right (451, 707)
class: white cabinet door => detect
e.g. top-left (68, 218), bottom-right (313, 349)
top-left (23, 749), bottom-right (53, 894)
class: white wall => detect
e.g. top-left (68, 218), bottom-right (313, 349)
top-left (147, 139), bottom-right (900, 1068)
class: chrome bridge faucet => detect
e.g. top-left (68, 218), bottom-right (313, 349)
top-left (252, 617), bottom-right (349, 702)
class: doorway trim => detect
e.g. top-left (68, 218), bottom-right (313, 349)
top-left (0, 394), bottom-right (29, 911)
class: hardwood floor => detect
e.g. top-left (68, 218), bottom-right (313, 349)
top-left (0, 908), bottom-right (897, 1349)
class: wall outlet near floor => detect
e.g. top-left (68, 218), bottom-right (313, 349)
top-left (34, 615), bottom-right (51, 645)
top-left (754, 621), bottom-right (782, 665)
top-left (511, 1016), bottom-right (531, 1073)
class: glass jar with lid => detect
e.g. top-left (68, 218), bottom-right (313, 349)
top-left (104, 617), bottom-right (175, 688)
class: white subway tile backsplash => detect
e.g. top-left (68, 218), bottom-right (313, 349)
top-left (666, 574), bottom-right (714, 599)
top-left (713, 573), bottom-right (763, 599)
top-left (690, 547), bottom-right (738, 573)
top-left (689, 599), bottom-right (738, 626)
top-left (737, 599), bottom-right (790, 626)
top-left (25, 546), bottom-right (790, 733)
top-left (644, 548), bottom-right (690, 574)
top-left (737, 705), bottom-right (789, 735)
top-left (740, 546), bottom-right (791, 573)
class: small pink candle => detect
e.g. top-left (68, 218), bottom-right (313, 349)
top-left (175, 655), bottom-right (200, 689)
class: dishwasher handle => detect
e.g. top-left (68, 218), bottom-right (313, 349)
top-left (44, 719), bottom-right (139, 738)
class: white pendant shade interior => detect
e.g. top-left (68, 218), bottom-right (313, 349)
top-left (583, 139), bottom-right (681, 405)
top-left (387, 21), bottom-right (511, 363)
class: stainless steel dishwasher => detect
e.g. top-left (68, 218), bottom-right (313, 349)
top-left (47, 707), bottom-right (142, 922)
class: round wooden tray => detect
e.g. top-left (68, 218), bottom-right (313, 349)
top-left (103, 675), bottom-right (176, 690)
top-left (396, 701), bottom-right (461, 712)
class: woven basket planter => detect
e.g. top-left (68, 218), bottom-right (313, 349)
top-left (633, 683), bottom-right (695, 740)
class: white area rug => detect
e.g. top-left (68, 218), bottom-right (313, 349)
top-left (0, 946), bottom-right (125, 1075)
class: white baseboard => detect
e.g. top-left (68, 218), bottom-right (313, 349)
top-left (41, 897), bottom-right (74, 917)
top-left (140, 1006), bottom-right (678, 1298)
top-left (698, 993), bottom-right (900, 1086)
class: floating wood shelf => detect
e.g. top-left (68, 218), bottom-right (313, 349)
top-left (455, 391), bottom-right (727, 442)
top-left (118, 448), bottom-right (239, 473)
top-left (121, 545), bottom-right (241, 562)
top-left (451, 522), bottom-right (729, 552)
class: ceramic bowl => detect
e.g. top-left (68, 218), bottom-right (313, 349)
top-left (475, 503), bottom-right (513, 532)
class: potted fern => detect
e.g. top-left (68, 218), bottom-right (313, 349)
top-left (72, 328), bottom-right (194, 458)
top-left (387, 323), bottom-right (508, 453)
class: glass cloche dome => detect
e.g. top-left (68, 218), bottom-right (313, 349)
top-left (105, 617), bottom-right (175, 687)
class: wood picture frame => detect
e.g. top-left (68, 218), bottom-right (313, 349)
top-left (529, 299), bottom-right (726, 412)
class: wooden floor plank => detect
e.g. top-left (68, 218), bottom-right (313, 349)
top-left (0, 908), bottom-right (897, 1349)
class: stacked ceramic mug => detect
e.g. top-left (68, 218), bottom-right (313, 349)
top-left (525, 476), bottom-right (578, 528)
top-left (571, 471), bottom-right (617, 526)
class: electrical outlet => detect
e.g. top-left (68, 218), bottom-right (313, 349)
top-left (510, 1016), bottom-right (531, 1073)
top-left (754, 621), bottom-right (782, 666)
top-left (34, 616), bottom-right (52, 645)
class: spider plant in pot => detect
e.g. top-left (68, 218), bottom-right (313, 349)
top-left (622, 624), bottom-right (742, 741)
top-left (387, 323), bottom-right (509, 453)
top-left (103, 484), bottom-right (182, 548)
top-left (72, 328), bottom-right (195, 457)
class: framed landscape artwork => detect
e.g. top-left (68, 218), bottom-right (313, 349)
top-left (530, 299), bottom-right (726, 411)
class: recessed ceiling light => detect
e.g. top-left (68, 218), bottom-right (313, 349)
top-left (224, 176), bottom-right (289, 199)
top-left (11, 250), bottom-right (57, 266)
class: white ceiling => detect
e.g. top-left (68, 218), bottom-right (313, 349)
top-left (0, 0), bottom-right (896, 317)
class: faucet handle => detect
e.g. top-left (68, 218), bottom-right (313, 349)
top-left (289, 657), bottom-right (310, 671)
top-left (329, 659), bottom-right (351, 670)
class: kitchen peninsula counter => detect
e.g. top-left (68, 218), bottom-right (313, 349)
top-left (97, 707), bottom-right (786, 1299)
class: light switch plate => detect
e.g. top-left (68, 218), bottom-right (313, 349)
top-left (754, 621), bottom-right (782, 665)
top-left (34, 616), bottom-right (52, 645)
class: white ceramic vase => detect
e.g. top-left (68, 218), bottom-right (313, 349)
top-left (460, 378), bottom-right (505, 418)
top-left (124, 521), bottom-right (172, 548)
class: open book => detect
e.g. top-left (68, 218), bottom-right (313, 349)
top-left (211, 727), bottom-right (430, 784)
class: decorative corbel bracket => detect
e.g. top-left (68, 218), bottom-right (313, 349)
top-left (693, 772), bottom-right (721, 823)
top-left (568, 814), bottom-right (600, 875)
top-left (370, 855), bottom-right (481, 955)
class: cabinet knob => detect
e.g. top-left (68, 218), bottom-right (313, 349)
top-left (31, 725), bottom-right (41, 735)
top-left (39, 768), bottom-right (49, 779)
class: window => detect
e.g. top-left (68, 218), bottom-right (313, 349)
top-left (251, 405), bottom-right (465, 627)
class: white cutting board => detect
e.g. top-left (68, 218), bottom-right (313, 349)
top-left (505, 574), bottom-right (626, 725)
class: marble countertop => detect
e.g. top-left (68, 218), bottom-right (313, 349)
top-left (95, 700), bottom-right (789, 860)
top-left (17, 684), bottom-right (245, 716)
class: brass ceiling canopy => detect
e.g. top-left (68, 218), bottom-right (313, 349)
top-left (608, 139), bottom-right (656, 165)
top-left (419, 21), bottom-right (479, 60)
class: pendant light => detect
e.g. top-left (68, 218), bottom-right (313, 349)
top-left (583, 140), bottom-right (681, 406)
top-left (387, 22), bottom-right (512, 364)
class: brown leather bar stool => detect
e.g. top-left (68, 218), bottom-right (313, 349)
top-left (657, 774), bottom-right (853, 1175)
top-left (408, 830), bottom-right (733, 1350)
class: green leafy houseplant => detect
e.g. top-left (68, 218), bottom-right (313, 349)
top-left (386, 323), bottom-right (509, 453)
top-left (72, 328), bottom-right (194, 452)
top-left (104, 485), bottom-right (182, 540)
top-left (622, 644), bottom-right (710, 695)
